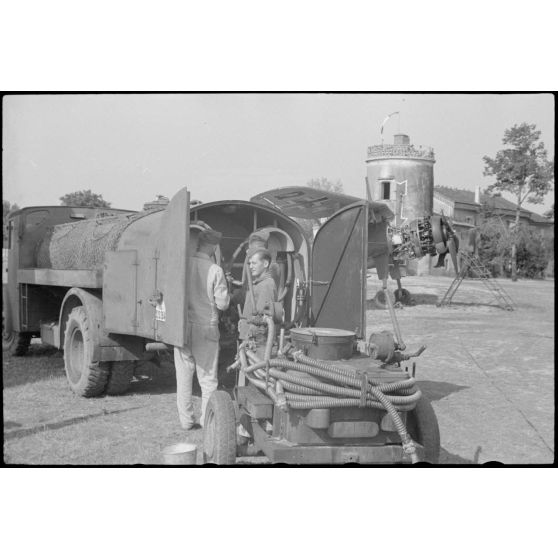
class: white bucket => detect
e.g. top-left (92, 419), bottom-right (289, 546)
top-left (162, 442), bottom-right (198, 465)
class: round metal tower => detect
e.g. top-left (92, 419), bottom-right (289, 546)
top-left (366, 133), bottom-right (435, 275)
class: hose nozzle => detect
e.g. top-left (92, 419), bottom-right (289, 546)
top-left (402, 439), bottom-right (419, 463)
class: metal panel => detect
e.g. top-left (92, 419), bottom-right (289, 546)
top-left (17, 268), bottom-right (102, 288)
top-left (236, 386), bottom-right (273, 419)
top-left (40, 322), bottom-right (60, 347)
top-left (103, 250), bottom-right (138, 334)
top-left (252, 421), bottom-right (424, 464)
top-left (118, 211), bottom-right (163, 340)
top-left (153, 188), bottom-right (190, 347)
top-left (311, 202), bottom-right (368, 338)
top-left (251, 186), bottom-right (393, 222)
top-left (328, 421), bottom-right (380, 438)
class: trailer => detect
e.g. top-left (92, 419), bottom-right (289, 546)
top-left (2, 186), bottom-right (440, 463)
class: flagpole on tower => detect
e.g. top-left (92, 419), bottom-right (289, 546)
top-left (380, 111), bottom-right (399, 144)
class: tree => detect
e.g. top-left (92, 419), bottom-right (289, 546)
top-left (477, 214), bottom-right (512, 277)
top-left (483, 123), bottom-right (554, 281)
top-left (3, 200), bottom-right (19, 246)
top-left (515, 227), bottom-right (549, 279)
top-left (477, 216), bottom-right (550, 279)
top-left (306, 177), bottom-right (344, 193)
top-left (59, 189), bottom-right (111, 208)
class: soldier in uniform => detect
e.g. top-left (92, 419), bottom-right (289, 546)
top-left (174, 229), bottom-right (230, 429)
top-left (227, 230), bottom-right (280, 292)
top-left (237, 248), bottom-right (280, 357)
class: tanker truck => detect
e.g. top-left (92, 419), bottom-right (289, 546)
top-left (3, 186), bottom-right (440, 463)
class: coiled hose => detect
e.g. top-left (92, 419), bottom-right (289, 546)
top-left (238, 310), bottom-right (420, 461)
top-left (240, 347), bottom-right (419, 462)
top-left (242, 357), bottom-right (421, 408)
top-left (243, 356), bottom-right (420, 402)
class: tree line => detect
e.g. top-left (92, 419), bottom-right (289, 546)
top-left (483, 122), bottom-right (554, 281)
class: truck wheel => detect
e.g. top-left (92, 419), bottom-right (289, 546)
top-left (203, 391), bottom-right (237, 465)
top-left (2, 293), bottom-right (31, 356)
top-left (2, 330), bottom-right (32, 356)
top-left (63, 306), bottom-right (109, 397)
top-left (408, 397), bottom-right (440, 463)
top-left (105, 361), bottom-right (135, 395)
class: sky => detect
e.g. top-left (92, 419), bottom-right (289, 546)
top-left (3, 93), bottom-right (555, 215)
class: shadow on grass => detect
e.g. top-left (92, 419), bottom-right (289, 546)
top-left (408, 293), bottom-right (439, 306)
top-left (128, 359), bottom-right (203, 397)
top-left (128, 370), bottom-right (178, 396)
top-left (27, 345), bottom-right (62, 357)
top-left (366, 293), bottom-right (440, 309)
top-left (417, 380), bottom-right (469, 402)
top-left (3, 347), bottom-right (66, 389)
top-left (4, 406), bottom-right (143, 441)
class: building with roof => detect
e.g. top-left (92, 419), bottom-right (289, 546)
top-left (434, 185), bottom-right (553, 234)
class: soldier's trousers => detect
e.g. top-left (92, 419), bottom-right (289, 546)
top-left (174, 324), bottom-right (219, 428)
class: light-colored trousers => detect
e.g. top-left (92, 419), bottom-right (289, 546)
top-left (174, 324), bottom-right (220, 428)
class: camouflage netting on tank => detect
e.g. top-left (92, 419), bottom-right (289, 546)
top-left (38, 212), bottom-right (147, 270)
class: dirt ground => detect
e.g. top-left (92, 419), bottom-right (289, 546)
top-left (366, 275), bottom-right (554, 465)
top-left (3, 275), bottom-right (554, 465)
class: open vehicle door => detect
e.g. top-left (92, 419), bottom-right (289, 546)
top-left (252, 186), bottom-right (394, 339)
top-left (153, 188), bottom-right (190, 346)
top-left (310, 201), bottom-right (369, 338)
top-left (104, 188), bottom-right (190, 346)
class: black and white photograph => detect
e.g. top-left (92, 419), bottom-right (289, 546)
top-left (1, 1), bottom-right (557, 556)
top-left (2, 93), bottom-right (554, 466)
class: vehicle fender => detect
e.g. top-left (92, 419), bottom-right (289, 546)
top-left (59, 287), bottom-right (145, 361)
top-left (59, 288), bottom-right (105, 358)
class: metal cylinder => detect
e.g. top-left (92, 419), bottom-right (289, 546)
top-left (393, 134), bottom-right (410, 145)
top-left (162, 442), bottom-right (197, 465)
top-left (36, 211), bottom-right (162, 271)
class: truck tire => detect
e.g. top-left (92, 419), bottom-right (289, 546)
top-left (105, 361), bottom-right (135, 395)
top-left (408, 397), bottom-right (440, 464)
top-left (3, 330), bottom-right (32, 356)
top-left (2, 292), bottom-right (31, 356)
top-left (203, 391), bottom-right (237, 465)
top-left (63, 306), bottom-right (109, 397)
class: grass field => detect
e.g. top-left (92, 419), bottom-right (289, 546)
top-left (3, 275), bottom-right (555, 465)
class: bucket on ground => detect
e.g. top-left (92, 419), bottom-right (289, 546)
top-left (162, 442), bottom-right (197, 465)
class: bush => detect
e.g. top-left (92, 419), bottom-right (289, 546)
top-left (478, 218), bottom-right (510, 278)
top-left (516, 229), bottom-right (549, 279)
top-left (477, 219), bottom-right (552, 279)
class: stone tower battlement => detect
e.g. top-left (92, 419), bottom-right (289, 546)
top-left (366, 143), bottom-right (435, 163)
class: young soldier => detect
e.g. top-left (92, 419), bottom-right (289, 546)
top-left (238, 248), bottom-right (280, 356)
